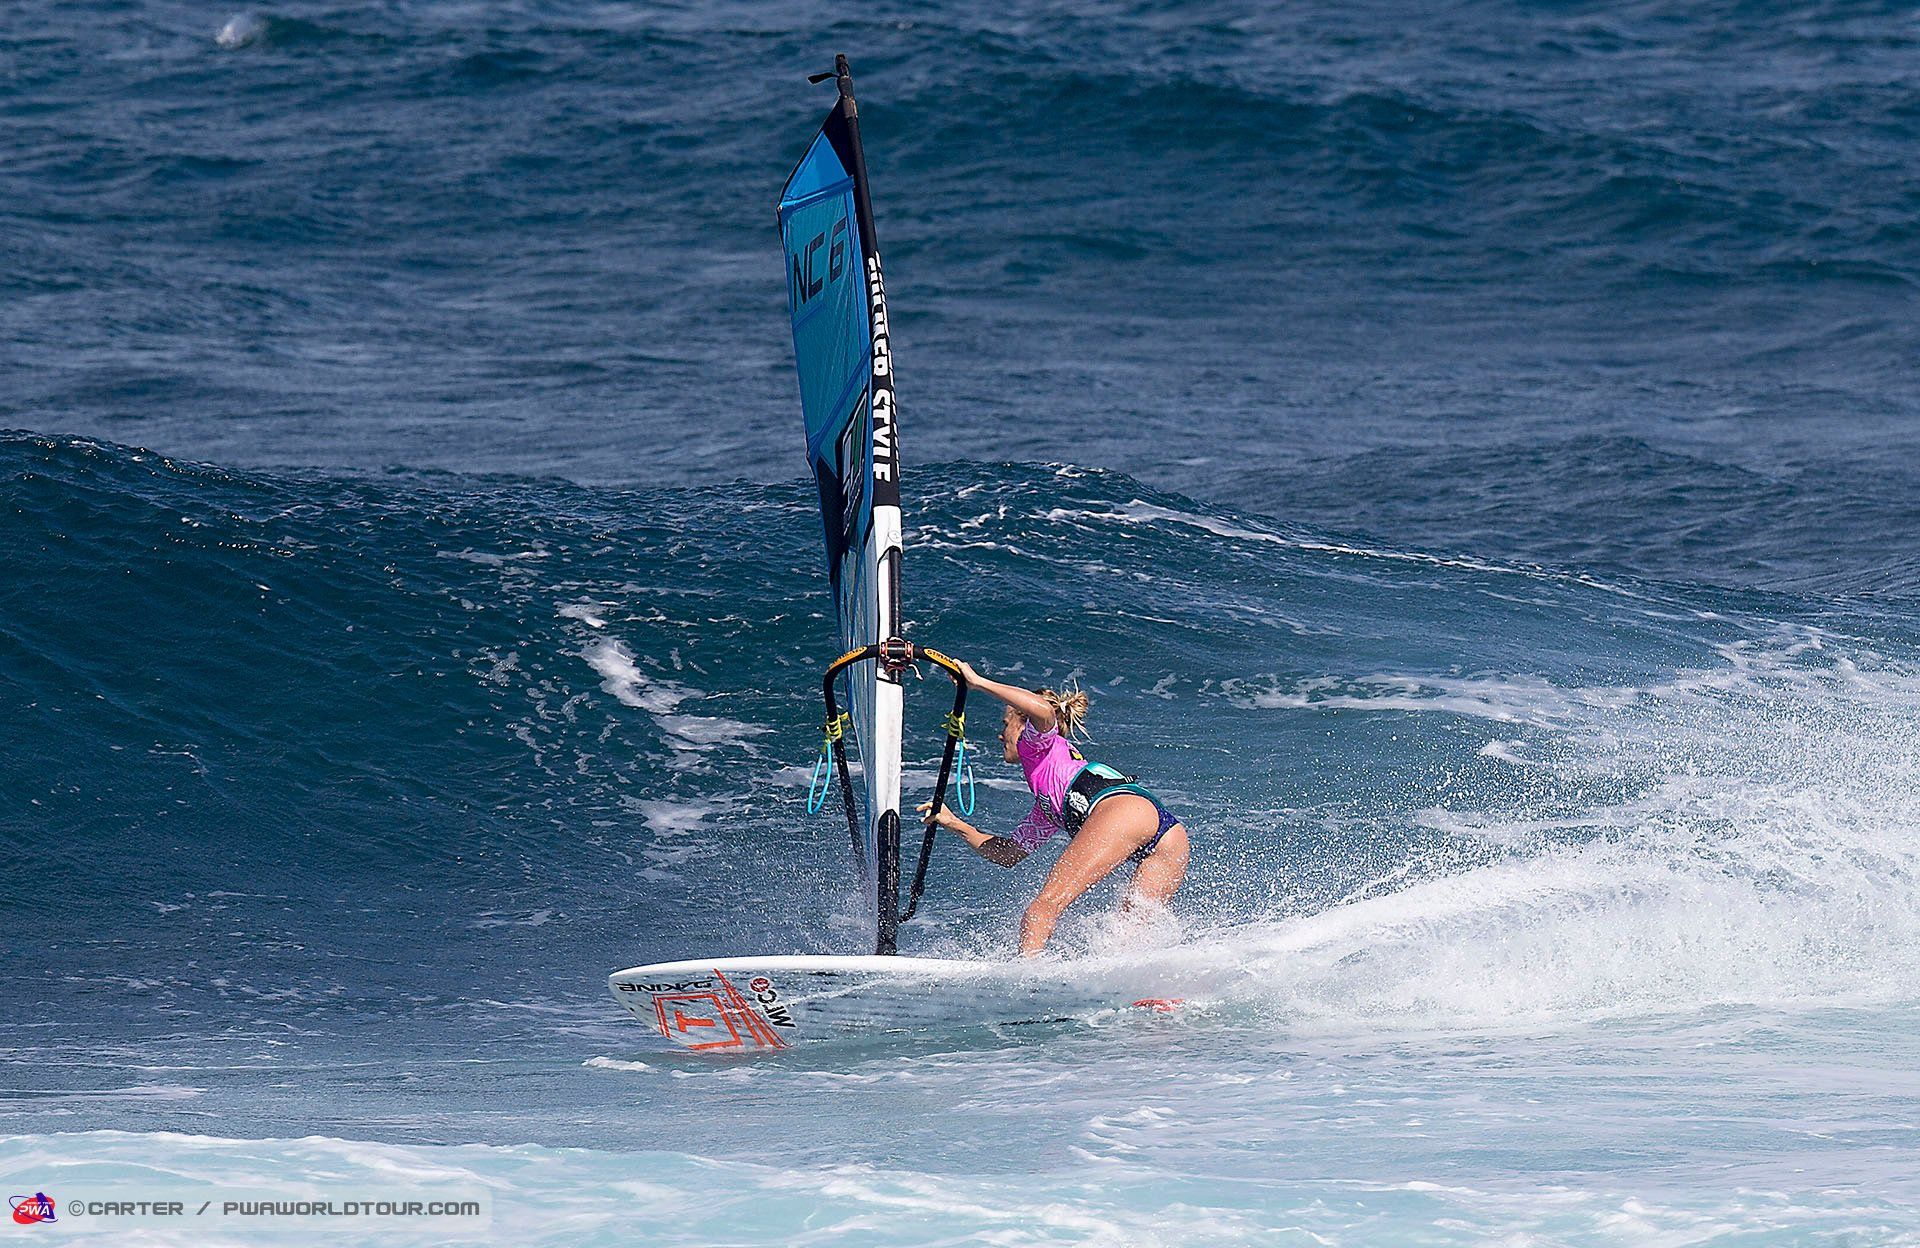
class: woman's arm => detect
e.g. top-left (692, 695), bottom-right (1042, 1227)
top-left (918, 800), bottom-right (1029, 868)
top-left (957, 660), bottom-right (1055, 732)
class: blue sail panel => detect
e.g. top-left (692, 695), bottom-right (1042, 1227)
top-left (781, 128), bottom-right (855, 211)
top-left (779, 130), bottom-right (872, 641)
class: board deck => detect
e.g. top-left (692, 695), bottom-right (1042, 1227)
top-left (608, 955), bottom-right (1185, 1053)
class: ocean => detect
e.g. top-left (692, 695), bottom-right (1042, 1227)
top-left (4, 1), bottom-right (1920, 1243)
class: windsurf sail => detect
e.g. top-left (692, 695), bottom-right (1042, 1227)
top-left (779, 55), bottom-right (906, 953)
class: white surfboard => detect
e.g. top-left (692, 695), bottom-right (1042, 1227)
top-left (608, 955), bottom-right (1186, 1053)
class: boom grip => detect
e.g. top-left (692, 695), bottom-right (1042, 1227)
top-left (815, 640), bottom-right (970, 948)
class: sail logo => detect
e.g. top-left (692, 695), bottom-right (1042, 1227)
top-left (867, 255), bottom-right (897, 482)
top-left (834, 403), bottom-right (869, 543)
top-left (790, 216), bottom-right (849, 306)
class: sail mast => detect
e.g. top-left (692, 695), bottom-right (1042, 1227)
top-left (831, 55), bottom-right (905, 956)
top-left (832, 55), bottom-right (901, 525)
top-left (778, 54), bottom-right (906, 954)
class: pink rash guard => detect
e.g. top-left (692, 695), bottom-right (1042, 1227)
top-left (1011, 722), bottom-right (1089, 852)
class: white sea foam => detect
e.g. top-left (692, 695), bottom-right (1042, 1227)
top-left (214, 12), bottom-right (265, 49)
top-left (582, 639), bottom-right (767, 753)
top-left (7, 1129), bottom-right (1904, 1246)
top-left (1476, 738), bottom-right (1534, 766)
top-left (633, 799), bottom-right (713, 838)
top-left (582, 639), bottom-right (693, 714)
top-left (1228, 670), bottom-right (1621, 726)
top-left (471, 909), bottom-right (553, 929)
top-left (1154, 626), bottom-right (1920, 1030)
top-left (558, 602), bottom-right (608, 629)
top-left (1051, 499), bottom-right (1641, 593)
top-left (652, 714), bottom-right (768, 749)
top-left (436, 547), bottom-right (550, 566)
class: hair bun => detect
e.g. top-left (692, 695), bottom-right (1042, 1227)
top-left (1036, 684), bottom-right (1091, 739)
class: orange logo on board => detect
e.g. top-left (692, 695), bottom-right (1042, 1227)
top-left (647, 971), bottom-right (789, 1051)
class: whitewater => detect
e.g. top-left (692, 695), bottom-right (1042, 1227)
top-left (7, 1), bottom-right (1920, 1244)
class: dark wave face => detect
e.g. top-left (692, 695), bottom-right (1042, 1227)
top-left (6, 3), bottom-right (1920, 1241)
top-left (6, 430), bottom-right (1917, 1002)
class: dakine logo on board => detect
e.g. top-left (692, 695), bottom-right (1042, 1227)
top-left (618, 979), bottom-right (716, 994)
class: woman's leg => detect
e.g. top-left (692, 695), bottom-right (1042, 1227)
top-left (1123, 824), bottom-right (1188, 912)
top-left (1019, 795), bottom-right (1159, 955)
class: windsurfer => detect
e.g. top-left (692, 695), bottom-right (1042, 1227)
top-left (919, 660), bottom-right (1189, 955)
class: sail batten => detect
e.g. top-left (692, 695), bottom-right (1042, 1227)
top-left (779, 55), bottom-right (905, 955)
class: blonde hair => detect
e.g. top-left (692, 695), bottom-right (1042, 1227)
top-left (1037, 685), bottom-right (1090, 739)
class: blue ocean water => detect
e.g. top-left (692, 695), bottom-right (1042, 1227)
top-left (5, 2), bottom-right (1920, 1244)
